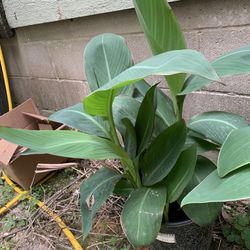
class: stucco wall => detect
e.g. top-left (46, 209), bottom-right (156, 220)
top-left (0, 0), bottom-right (250, 121)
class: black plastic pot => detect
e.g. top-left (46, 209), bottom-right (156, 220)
top-left (150, 220), bottom-right (212, 250)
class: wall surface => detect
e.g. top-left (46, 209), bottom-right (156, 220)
top-left (2, 0), bottom-right (177, 28)
top-left (0, 0), bottom-right (250, 120)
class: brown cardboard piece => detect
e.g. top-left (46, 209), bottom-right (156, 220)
top-left (0, 99), bottom-right (67, 190)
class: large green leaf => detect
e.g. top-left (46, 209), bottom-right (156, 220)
top-left (121, 186), bottom-right (166, 247)
top-left (181, 166), bottom-right (250, 212)
top-left (49, 103), bottom-right (110, 138)
top-left (135, 85), bottom-right (157, 154)
top-left (188, 111), bottom-right (248, 145)
top-left (141, 121), bottom-right (187, 186)
top-left (84, 33), bottom-right (133, 92)
top-left (80, 167), bottom-right (122, 237)
top-left (165, 145), bottom-right (197, 203)
top-left (218, 126), bottom-right (250, 177)
top-left (180, 156), bottom-right (222, 225)
top-left (133, 0), bottom-right (186, 95)
top-left (113, 95), bottom-right (140, 136)
top-left (0, 127), bottom-right (129, 160)
top-left (181, 44), bottom-right (250, 94)
top-left (84, 49), bottom-right (219, 117)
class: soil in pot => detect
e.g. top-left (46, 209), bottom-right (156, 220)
top-left (150, 202), bottom-right (213, 250)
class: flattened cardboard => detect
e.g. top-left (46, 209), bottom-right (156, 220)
top-left (0, 99), bottom-right (66, 190)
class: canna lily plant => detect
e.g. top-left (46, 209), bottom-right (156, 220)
top-left (1, 0), bottom-right (250, 247)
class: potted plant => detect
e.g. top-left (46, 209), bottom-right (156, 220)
top-left (0, 0), bottom-right (250, 248)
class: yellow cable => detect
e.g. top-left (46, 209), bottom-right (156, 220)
top-left (0, 193), bottom-right (27, 214)
top-left (0, 46), bottom-right (12, 111)
top-left (0, 174), bottom-right (83, 250)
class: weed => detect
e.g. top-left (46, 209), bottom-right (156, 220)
top-left (1, 214), bottom-right (27, 233)
top-left (221, 203), bottom-right (250, 249)
top-left (0, 182), bottom-right (15, 207)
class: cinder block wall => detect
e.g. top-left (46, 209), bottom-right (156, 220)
top-left (0, 0), bottom-right (250, 120)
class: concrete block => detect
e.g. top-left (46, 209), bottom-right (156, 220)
top-left (9, 76), bottom-right (88, 110)
top-left (173, 0), bottom-right (250, 30)
top-left (4, 41), bottom-right (58, 79)
top-left (183, 91), bottom-right (250, 123)
top-left (203, 75), bottom-right (250, 96)
top-left (199, 27), bottom-right (250, 61)
top-left (198, 27), bottom-right (250, 96)
top-left (21, 42), bottom-right (57, 78)
top-left (47, 39), bottom-right (86, 81)
top-left (1, 44), bottom-right (21, 76)
top-left (184, 31), bottom-right (199, 50)
top-left (125, 34), bottom-right (151, 63)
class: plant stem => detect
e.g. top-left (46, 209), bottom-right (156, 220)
top-left (169, 92), bottom-right (181, 121)
top-left (107, 91), bottom-right (140, 187)
top-left (163, 203), bottom-right (169, 222)
top-left (107, 91), bottom-right (121, 146)
top-left (176, 95), bottom-right (185, 120)
top-left (122, 159), bottom-right (141, 188)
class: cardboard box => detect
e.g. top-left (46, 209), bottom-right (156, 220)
top-left (0, 99), bottom-right (66, 190)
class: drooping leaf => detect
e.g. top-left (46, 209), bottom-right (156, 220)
top-left (0, 127), bottom-right (129, 160)
top-left (165, 145), bottom-right (197, 203)
top-left (141, 121), bottom-right (187, 186)
top-left (121, 186), bottom-right (166, 247)
top-left (180, 156), bottom-right (222, 225)
top-left (122, 118), bottom-right (137, 160)
top-left (80, 167), bottom-right (122, 237)
top-left (188, 111), bottom-right (248, 145)
top-left (49, 103), bottom-right (110, 138)
top-left (113, 95), bottom-right (140, 136)
top-left (84, 49), bottom-right (219, 117)
top-left (182, 202), bottom-right (222, 226)
top-left (133, 0), bottom-right (187, 94)
top-left (181, 167), bottom-right (250, 221)
top-left (135, 85), bottom-right (157, 154)
top-left (218, 126), bottom-right (250, 177)
top-left (181, 44), bottom-right (250, 94)
top-left (84, 33), bottom-right (133, 92)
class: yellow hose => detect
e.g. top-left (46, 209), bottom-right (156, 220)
top-left (1, 174), bottom-right (83, 250)
top-left (0, 193), bottom-right (27, 214)
top-left (0, 46), bottom-right (12, 111)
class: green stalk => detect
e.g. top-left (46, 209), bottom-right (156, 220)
top-left (163, 202), bottom-right (169, 222)
top-left (107, 91), bottom-right (121, 146)
top-left (176, 95), bottom-right (185, 120)
top-left (170, 92), bottom-right (181, 121)
top-left (107, 91), bottom-right (141, 188)
top-left (165, 75), bottom-right (186, 121)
